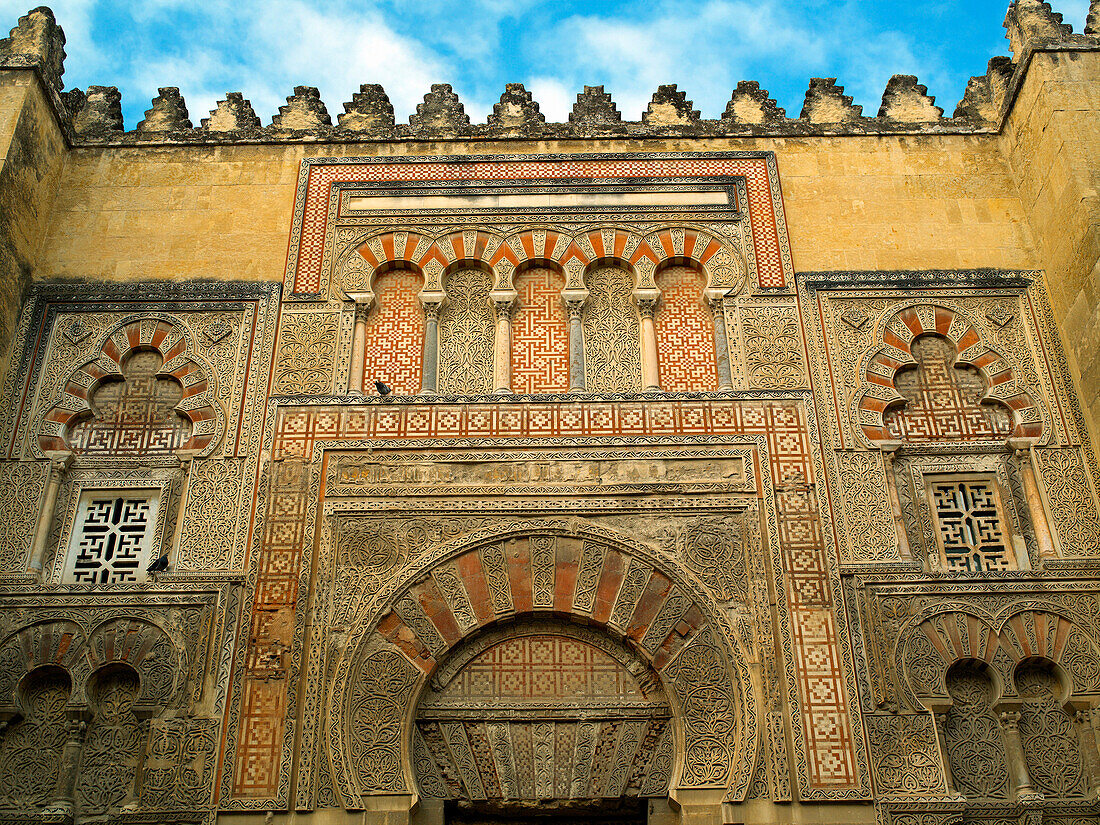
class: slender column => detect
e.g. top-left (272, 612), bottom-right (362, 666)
top-left (997, 708), bottom-right (1040, 800)
top-left (564, 297), bottom-right (586, 393)
top-left (169, 449), bottom-right (200, 571)
top-left (881, 442), bottom-right (913, 560)
top-left (27, 451), bottom-right (72, 578)
top-left (636, 294), bottom-right (661, 393)
top-left (1009, 439), bottom-right (1057, 560)
top-left (709, 298), bottom-right (733, 391)
top-left (1073, 705), bottom-right (1100, 794)
top-left (420, 298), bottom-right (442, 395)
top-left (43, 714), bottom-right (87, 817)
top-left (491, 294), bottom-right (516, 394)
top-left (931, 707), bottom-right (961, 797)
top-left (347, 296), bottom-right (372, 394)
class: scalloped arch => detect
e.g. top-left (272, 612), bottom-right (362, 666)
top-left (855, 304), bottom-right (1042, 444)
top-left (39, 318), bottom-right (222, 456)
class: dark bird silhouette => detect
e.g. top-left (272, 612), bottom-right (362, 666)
top-left (375, 380), bottom-right (392, 396)
top-left (146, 554), bottom-right (170, 574)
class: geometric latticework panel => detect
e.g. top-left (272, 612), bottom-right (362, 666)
top-left (415, 633), bottom-right (672, 801)
top-left (68, 350), bottom-right (192, 455)
top-left (654, 265), bottom-right (715, 392)
top-left (512, 267), bottom-right (568, 394)
top-left (64, 493), bottom-right (159, 584)
top-left (885, 335), bottom-right (1012, 442)
top-left (929, 478), bottom-right (1012, 573)
top-left (362, 268), bottom-right (424, 396)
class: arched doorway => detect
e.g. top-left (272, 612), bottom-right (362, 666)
top-left (329, 525), bottom-right (755, 816)
top-left (413, 620), bottom-right (672, 821)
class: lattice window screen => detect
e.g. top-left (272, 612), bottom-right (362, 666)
top-left (928, 478), bottom-right (1012, 572)
top-left (64, 492), bottom-right (160, 583)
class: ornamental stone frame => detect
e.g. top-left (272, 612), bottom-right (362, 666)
top-left (326, 523), bottom-right (757, 810)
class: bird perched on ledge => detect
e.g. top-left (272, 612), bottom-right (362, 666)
top-left (146, 554), bottom-right (169, 576)
top-left (375, 380), bottom-right (392, 396)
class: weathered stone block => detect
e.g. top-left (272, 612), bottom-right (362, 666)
top-left (137, 87), bottom-right (191, 132)
top-left (569, 85), bottom-right (625, 135)
top-left (71, 84), bottom-right (122, 136)
top-left (643, 84), bottom-right (700, 127)
top-left (271, 85), bottom-right (332, 132)
top-left (201, 92), bottom-right (261, 132)
top-left (878, 75), bottom-right (943, 122)
top-left (0, 6), bottom-right (65, 90)
top-left (800, 77), bottom-right (862, 123)
top-left (339, 83), bottom-right (395, 133)
top-left (409, 83), bottom-right (469, 137)
top-left (721, 81), bottom-right (785, 125)
top-left (487, 83), bottom-right (545, 136)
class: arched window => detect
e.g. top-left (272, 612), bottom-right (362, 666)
top-left (511, 265), bottom-right (568, 394)
top-left (1014, 660), bottom-right (1087, 798)
top-left (438, 266), bottom-right (495, 395)
top-left (654, 264), bottom-right (716, 391)
top-left (583, 264), bottom-right (641, 393)
top-left (360, 267), bottom-right (425, 396)
top-left (68, 349), bottom-right (191, 455)
top-left (884, 334), bottom-right (1012, 442)
top-left (77, 664), bottom-right (145, 815)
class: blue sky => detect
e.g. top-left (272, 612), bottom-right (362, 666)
top-left (1, 0), bottom-right (1092, 128)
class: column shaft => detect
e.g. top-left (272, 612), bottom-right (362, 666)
top-left (566, 302), bottom-right (586, 392)
top-left (420, 302), bottom-right (440, 395)
top-left (348, 304), bottom-right (369, 394)
top-left (28, 453), bottom-right (72, 577)
top-left (710, 300), bottom-right (733, 390)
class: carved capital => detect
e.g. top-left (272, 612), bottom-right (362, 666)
top-left (490, 290), bottom-right (518, 319)
top-left (420, 297), bottom-right (444, 322)
top-left (998, 709), bottom-right (1022, 732)
top-left (44, 451), bottom-right (73, 482)
top-left (635, 297), bottom-right (659, 319)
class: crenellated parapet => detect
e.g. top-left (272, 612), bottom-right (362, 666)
top-left (0, 2), bottom-right (1097, 145)
top-left (0, 5), bottom-right (64, 90)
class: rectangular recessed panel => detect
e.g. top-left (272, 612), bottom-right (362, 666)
top-left (345, 189), bottom-right (730, 212)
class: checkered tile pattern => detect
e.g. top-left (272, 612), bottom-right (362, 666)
top-left (288, 157), bottom-right (791, 293)
top-left (445, 636), bottom-right (639, 700)
top-left (232, 460), bottom-right (310, 798)
top-left (654, 266), bottom-right (717, 392)
top-left (361, 269), bottom-right (425, 395)
top-left (268, 397), bottom-right (855, 789)
top-left (512, 267), bottom-right (569, 394)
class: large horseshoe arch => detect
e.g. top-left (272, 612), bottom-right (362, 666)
top-left (328, 523), bottom-right (757, 811)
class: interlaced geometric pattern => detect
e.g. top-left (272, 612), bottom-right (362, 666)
top-left (68, 350), bottom-right (191, 455)
top-left (67, 495), bottom-right (157, 584)
top-left (654, 265), bottom-right (716, 391)
top-left (930, 479), bottom-right (1012, 572)
top-left (885, 335), bottom-right (1011, 442)
top-left (361, 269), bottom-right (424, 395)
top-left (511, 267), bottom-right (569, 394)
